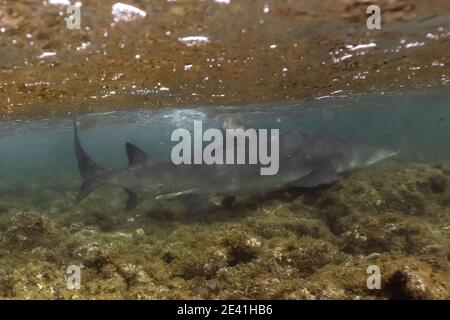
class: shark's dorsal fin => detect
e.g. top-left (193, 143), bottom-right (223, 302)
top-left (125, 142), bottom-right (148, 166)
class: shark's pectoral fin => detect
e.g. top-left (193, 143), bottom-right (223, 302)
top-left (156, 189), bottom-right (209, 214)
top-left (155, 189), bottom-right (199, 200)
top-left (124, 189), bottom-right (141, 211)
top-left (178, 193), bottom-right (210, 214)
top-left (291, 161), bottom-right (337, 188)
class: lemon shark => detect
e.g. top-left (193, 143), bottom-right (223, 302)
top-left (74, 120), bottom-right (395, 211)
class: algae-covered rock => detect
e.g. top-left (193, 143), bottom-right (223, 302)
top-left (0, 211), bottom-right (62, 252)
top-left (0, 163), bottom-right (450, 299)
top-left (384, 266), bottom-right (430, 300)
top-left (172, 246), bottom-right (229, 280)
top-left (278, 240), bottom-right (335, 276)
top-left (132, 228), bottom-right (146, 243)
top-left (221, 228), bottom-right (261, 266)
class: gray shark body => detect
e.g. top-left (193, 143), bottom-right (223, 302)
top-left (74, 121), bottom-right (395, 210)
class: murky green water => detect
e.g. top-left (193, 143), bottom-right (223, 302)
top-left (1, 89), bottom-right (449, 183)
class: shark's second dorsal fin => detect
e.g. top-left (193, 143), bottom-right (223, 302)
top-left (125, 142), bottom-right (148, 166)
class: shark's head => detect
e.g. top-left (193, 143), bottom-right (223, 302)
top-left (280, 131), bottom-right (397, 173)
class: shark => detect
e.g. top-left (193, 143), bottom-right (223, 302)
top-left (74, 120), bottom-right (396, 211)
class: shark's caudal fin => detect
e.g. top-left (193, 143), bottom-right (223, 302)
top-left (74, 119), bottom-right (110, 203)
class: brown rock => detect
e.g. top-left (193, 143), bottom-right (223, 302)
top-left (384, 266), bottom-right (430, 300)
top-left (429, 175), bottom-right (447, 194)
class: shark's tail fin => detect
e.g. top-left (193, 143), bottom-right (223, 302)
top-left (74, 119), bottom-right (110, 203)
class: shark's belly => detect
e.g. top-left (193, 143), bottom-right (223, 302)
top-left (161, 160), bottom-right (313, 196)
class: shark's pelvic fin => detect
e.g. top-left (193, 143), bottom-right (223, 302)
top-left (74, 119), bottom-right (110, 202)
top-left (125, 189), bottom-right (141, 211)
top-left (291, 160), bottom-right (337, 188)
top-left (125, 142), bottom-right (148, 167)
top-left (76, 179), bottom-right (100, 203)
